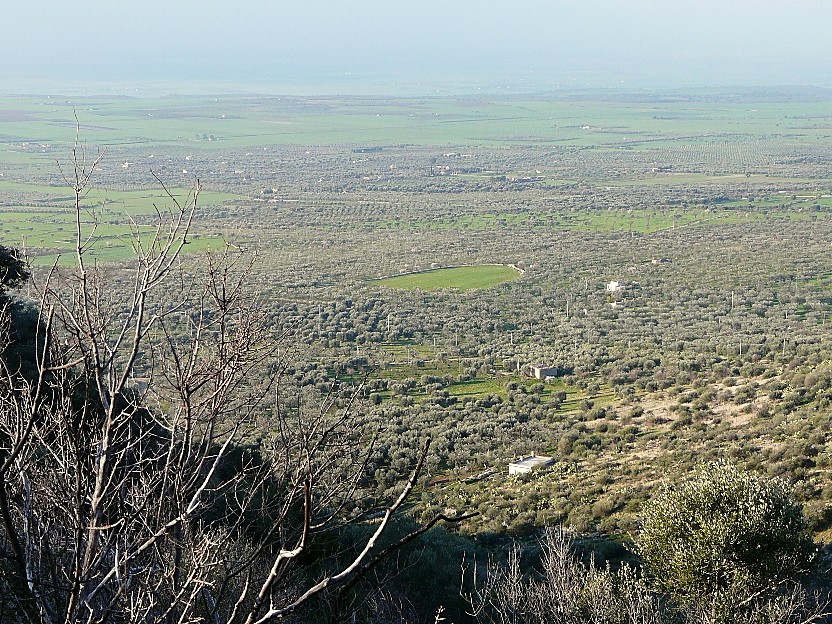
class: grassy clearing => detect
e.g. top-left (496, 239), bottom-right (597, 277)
top-left (1, 208), bottom-right (227, 266)
top-left (447, 379), bottom-right (505, 397)
top-left (370, 264), bottom-right (522, 291)
top-left (320, 338), bottom-right (592, 404)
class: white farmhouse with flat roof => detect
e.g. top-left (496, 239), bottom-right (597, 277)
top-left (508, 454), bottom-right (554, 475)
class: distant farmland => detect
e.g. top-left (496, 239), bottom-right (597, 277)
top-left (0, 183), bottom-right (238, 265)
top-left (370, 264), bottom-right (522, 291)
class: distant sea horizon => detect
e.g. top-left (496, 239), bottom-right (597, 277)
top-left (2, 61), bottom-right (831, 98)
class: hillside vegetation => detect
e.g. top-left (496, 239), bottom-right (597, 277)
top-left (3, 87), bottom-right (832, 621)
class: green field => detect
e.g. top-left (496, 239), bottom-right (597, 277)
top-left (3, 91), bottom-right (832, 151)
top-left (369, 207), bottom-right (759, 234)
top-left (0, 183), bottom-right (238, 264)
top-left (0, 182), bottom-right (237, 215)
top-left (370, 264), bottom-right (522, 291)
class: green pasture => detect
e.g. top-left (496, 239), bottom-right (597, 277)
top-left (790, 195), bottom-right (832, 210)
top-left (0, 207), bottom-right (225, 265)
top-left (713, 190), bottom-right (832, 215)
top-left (370, 349), bottom-right (583, 403)
top-left (367, 207), bottom-right (762, 235)
top-left (0, 181), bottom-right (236, 215)
top-left (445, 375), bottom-right (575, 400)
top-left (370, 264), bottom-right (522, 291)
top-left (3, 92), bottom-right (832, 152)
top-left (328, 337), bottom-right (589, 403)
top-left (0, 182), bottom-right (237, 264)
top-left (612, 173), bottom-right (820, 187)
top-left (447, 378), bottom-right (506, 397)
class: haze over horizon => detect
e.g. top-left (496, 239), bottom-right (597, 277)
top-left (4, 0), bottom-right (832, 95)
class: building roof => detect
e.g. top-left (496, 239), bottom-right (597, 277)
top-left (509, 455), bottom-right (554, 470)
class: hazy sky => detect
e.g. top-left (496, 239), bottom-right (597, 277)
top-left (4, 0), bottom-right (832, 91)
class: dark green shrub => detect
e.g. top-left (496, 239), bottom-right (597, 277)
top-left (636, 463), bottom-right (816, 607)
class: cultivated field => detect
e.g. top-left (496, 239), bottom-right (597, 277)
top-left (370, 264), bottom-right (522, 291)
top-left (0, 181), bottom-right (238, 263)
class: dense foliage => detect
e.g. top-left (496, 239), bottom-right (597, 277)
top-left (637, 463), bottom-right (817, 614)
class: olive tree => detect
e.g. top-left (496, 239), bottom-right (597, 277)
top-left (636, 462), bottom-right (818, 619)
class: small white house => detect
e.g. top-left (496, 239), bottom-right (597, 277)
top-left (531, 365), bottom-right (559, 380)
top-left (508, 454), bottom-right (554, 475)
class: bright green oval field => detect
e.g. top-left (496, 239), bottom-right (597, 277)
top-left (370, 264), bottom-right (521, 291)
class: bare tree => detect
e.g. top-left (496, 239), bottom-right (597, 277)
top-left (0, 134), bottom-right (470, 623)
top-left (463, 527), bottom-right (830, 624)
top-left (463, 527), bottom-right (664, 624)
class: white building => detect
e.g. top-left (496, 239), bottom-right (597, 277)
top-left (531, 365), bottom-right (559, 380)
top-left (508, 454), bottom-right (554, 475)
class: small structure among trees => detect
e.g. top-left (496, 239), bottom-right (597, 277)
top-left (508, 453), bottom-right (554, 475)
top-left (531, 364), bottom-right (560, 380)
